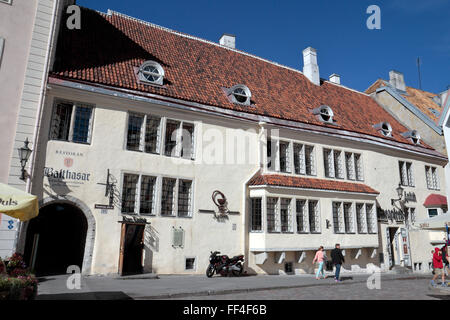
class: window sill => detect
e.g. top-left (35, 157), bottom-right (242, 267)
top-left (250, 230), bottom-right (264, 233)
top-left (310, 231), bottom-right (321, 234)
top-left (50, 138), bottom-right (91, 145)
top-left (297, 231), bottom-right (310, 234)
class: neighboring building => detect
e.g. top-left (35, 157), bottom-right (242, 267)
top-left (17, 7), bottom-right (447, 276)
top-left (0, 0), bottom-right (73, 258)
top-left (366, 72), bottom-right (450, 272)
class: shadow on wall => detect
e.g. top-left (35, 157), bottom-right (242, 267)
top-left (143, 225), bottom-right (159, 273)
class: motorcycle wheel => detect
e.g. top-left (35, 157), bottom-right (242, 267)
top-left (232, 263), bottom-right (243, 276)
top-left (206, 264), bottom-right (215, 278)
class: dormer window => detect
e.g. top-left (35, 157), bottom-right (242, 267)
top-left (313, 105), bottom-right (334, 123)
top-left (138, 61), bottom-right (164, 85)
top-left (374, 122), bottom-right (392, 137)
top-left (402, 130), bottom-right (421, 145)
top-left (228, 84), bottom-right (251, 105)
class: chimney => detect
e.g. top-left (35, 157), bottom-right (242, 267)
top-left (329, 74), bottom-right (341, 85)
top-left (303, 47), bottom-right (320, 86)
top-left (219, 34), bottom-right (235, 49)
top-left (389, 70), bottom-right (406, 92)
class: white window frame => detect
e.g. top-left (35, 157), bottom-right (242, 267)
top-left (250, 198), bottom-right (263, 232)
top-left (184, 256), bottom-right (197, 271)
top-left (356, 203), bottom-right (368, 234)
top-left (324, 148), bottom-right (344, 179)
top-left (49, 99), bottom-right (95, 144)
top-left (366, 203), bottom-right (377, 234)
top-left (121, 173), bottom-right (158, 216)
top-left (126, 112), bottom-right (162, 153)
top-left (399, 161), bottom-right (414, 187)
top-left (425, 165), bottom-right (439, 190)
top-left (295, 199), bottom-right (309, 233)
top-left (138, 60), bottom-right (165, 85)
top-left (308, 199), bottom-right (321, 234)
top-left (279, 141), bottom-right (291, 173)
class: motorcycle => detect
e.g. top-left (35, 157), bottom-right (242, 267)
top-left (206, 251), bottom-right (244, 277)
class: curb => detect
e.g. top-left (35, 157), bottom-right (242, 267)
top-left (134, 274), bottom-right (431, 300)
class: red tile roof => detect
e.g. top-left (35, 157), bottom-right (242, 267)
top-left (423, 194), bottom-right (448, 207)
top-left (51, 8), bottom-right (433, 151)
top-left (248, 173), bottom-right (379, 195)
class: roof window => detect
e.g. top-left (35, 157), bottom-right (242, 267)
top-left (228, 84), bottom-right (251, 105)
top-left (139, 61), bottom-right (164, 85)
top-left (313, 105), bottom-right (334, 123)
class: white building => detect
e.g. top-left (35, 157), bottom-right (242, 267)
top-left (13, 8), bottom-right (448, 276)
top-left (0, 0), bottom-right (73, 258)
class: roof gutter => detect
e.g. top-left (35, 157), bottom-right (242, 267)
top-left (48, 76), bottom-right (448, 163)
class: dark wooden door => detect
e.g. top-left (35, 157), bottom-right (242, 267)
top-left (119, 223), bottom-right (145, 275)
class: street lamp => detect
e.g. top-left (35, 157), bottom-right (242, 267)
top-left (17, 138), bottom-right (32, 181)
top-left (391, 183), bottom-right (405, 206)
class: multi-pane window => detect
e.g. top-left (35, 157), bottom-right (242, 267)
top-left (356, 203), bottom-right (367, 234)
top-left (266, 197), bottom-right (278, 232)
top-left (50, 101), bottom-right (94, 144)
top-left (178, 180), bottom-right (193, 217)
top-left (180, 122), bottom-right (195, 159)
top-left (345, 152), bottom-right (364, 181)
top-left (280, 198), bottom-right (292, 233)
top-left (308, 200), bottom-right (320, 233)
top-left (122, 174), bottom-right (157, 215)
top-left (140, 175), bottom-right (157, 215)
top-left (343, 202), bottom-right (354, 233)
top-left (294, 144), bottom-right (316, 175)
top-left (399, 161), bottom-right (414, 187)
top-left (164, 120), bottom-right (181, 157)
top-left (332, 202), bottom-right (345, 233)
top-left (324, 148), bottom-right (344, 179)
top-left (296, 200), bottom-right (308, 233)
top-left (161, 178), bottom-right (177, 216)
top-left (267, 139), bottom-right (274, 171)
top-left (121, 174), bottom-right (139, 214)
top-left (366, 204), bottom-right (377, 234)
top-left (279, 141), bottom-right (291, 173)
top-left (127, 113), bottom-right (162, 153)
top-left (425, 166), bottom-right (439, 190)
top-left (250, 198), bottom-right (262, 231)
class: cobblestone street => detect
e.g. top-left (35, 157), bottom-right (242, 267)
top-left (170, 278), bottom-right (450, 300)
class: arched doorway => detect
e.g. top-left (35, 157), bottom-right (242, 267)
top-left (24, 202), bottom-right (88, 276)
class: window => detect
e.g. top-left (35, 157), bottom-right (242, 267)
top-left (343, 203), bottom-right (354, 233)
top-left (332, 202), bottom-right (345, 234)
top-left (296, 200), bottom-right (308, 233)
top-left (294, 144), bottom-right (315, 175)
top-left (314, 105), bottom-right (334, 123)
top-left (308, 200), bottom-right (320, 233)
top-left (399, 161), bottom-right (414, 187)
top-left (121, 174), bottom-right (139, 214)
top-left (266, 198), bottom-right (278, 232)
top-left (324, 148), bottom-right (344, 179)
top-left (345, 152), bottom-right (364, 181)
top-left (161, 178), bottom-right (176, 216)
top-left (366, 204), bottom-right (377, 234)
top-left (374, 122), bottom-right (392, 137)
top-left (50, 101), bottom-right (94, 144)
top-left (267, 139), bottom-right (274, 171)
top-left (138, 61), bottom-right (164, 85)
top-left (185, 257), bottom-right (196, 270)
top-left (127, 113), bottom-right (162, 153)
top-left (250, 198), bottom-right (262, 231)
top-left (425, 166), bottom-right (439, 190)
top-left (284, 262), bottom-right (293, 273)
top-left (140, 175), bottom-right (157, 215)
top-left (356, 203), bottom-right (367, 234)
top-left (228, 84), bottom-right (251, 105)
top-left (280, 198), bottom-right (292, 233)
top-left (279, 141), bottom-right (291, 173)
top-left (407, 207), bottom-right (416, 224)
top-left (428, 208), bottom-right (438, 218)
top-left (164, 120), bottom-right (195, 159)
top-left (402, 130), bottom-right (421, 145)
top-left (0, 0), bottom-right (12, 5)
top-left (121, 174), bottom-right (157, 215)
top-left (178, 180), bottom-right (193, 217)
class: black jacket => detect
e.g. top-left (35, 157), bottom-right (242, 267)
top-left (442, 246), bottom-right (449, 265)
top-left (331, 248), bottom-right (345, 265)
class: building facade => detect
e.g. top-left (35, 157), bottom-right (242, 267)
top-left (0, 0), bottom-right (72, 258)
top-left (15, 8), bottom-right (448, 276)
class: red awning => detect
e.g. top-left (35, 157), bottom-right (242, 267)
top-left (423, 194), bottom-right (448, 207)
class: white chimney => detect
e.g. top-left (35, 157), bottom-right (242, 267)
top-left (329, 74), bottom-right (340, 85)
top-left (303, 47), bottom-right (320, 86)
top-left (219, 34), bottom-right (235, 49)
top-left (389, 70), bottom-right (406, 92)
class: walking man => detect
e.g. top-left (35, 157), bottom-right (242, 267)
top-left (331, 243), bottom-right (345, 282)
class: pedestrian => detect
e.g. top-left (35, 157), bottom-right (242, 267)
top-left (442, 245), bottom-right (449, 277)
top-left (312, 246), bottom-right (326, 280)
top-left (430, 247), bottom-right (447, 288)
top-left (331, 243), bottom-right (345, 282)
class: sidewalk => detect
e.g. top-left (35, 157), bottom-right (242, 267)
top-left (36, 272), bottom-right (432, 300)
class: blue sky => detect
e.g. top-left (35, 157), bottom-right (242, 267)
top-left (76, 0), bottom-right (450, 94)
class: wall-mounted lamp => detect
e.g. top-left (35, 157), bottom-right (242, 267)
top-left (391, 183), bottom-right (405, 206)
top-left (17, 138), bottom-right (32, 181)
top-left (326, 219), bottom-right (331, 229)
